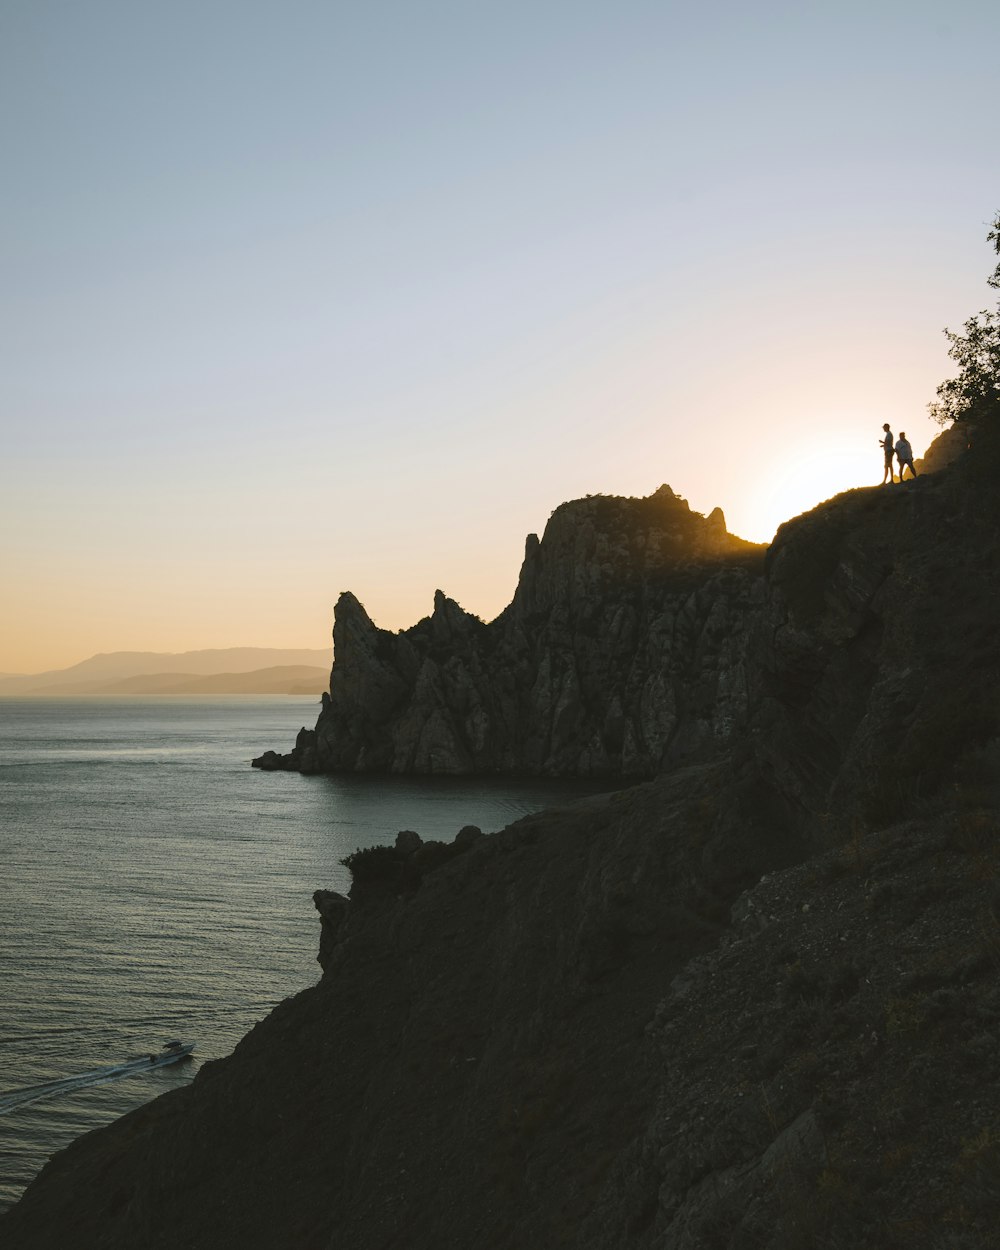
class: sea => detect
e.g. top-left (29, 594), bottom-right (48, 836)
top-left (0, 696), bottom-right (603, 1212)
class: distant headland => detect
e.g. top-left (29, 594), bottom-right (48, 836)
top-left (0, 648), bottom-right (330, 697)
top-left (7, 422), bottom-right (1000, 1249)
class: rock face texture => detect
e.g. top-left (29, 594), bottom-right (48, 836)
top-left (6, 442), bottom-right (1000, 1250)
top-left (915, 421), bottom-right (968, 474)
top-left (578, 807), bottom-right (1000, 1248)
top-left (255, 486), bottom-right (765, 778)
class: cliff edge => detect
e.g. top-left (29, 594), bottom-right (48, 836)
top-left (5, 442), bottom-right (1000, 1249)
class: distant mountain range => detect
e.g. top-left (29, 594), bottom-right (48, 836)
top-left (0, 649), bottom-right (331, 696)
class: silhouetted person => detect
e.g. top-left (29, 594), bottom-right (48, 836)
top-left (880, 423), bottom-right (895, 484)
top-left (896, 432), bottom-right (917, 481)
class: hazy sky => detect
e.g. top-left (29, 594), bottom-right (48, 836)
top-left (2, 0), bottom-right (998, 672)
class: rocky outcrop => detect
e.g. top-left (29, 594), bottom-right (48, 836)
top-left (915, 421), bottom-right (968, 474)
top-left (255, 485), bottom-right (765, 779)
top-left (6, 448), bottom-right (1000, 1250)
top-left (259, 434), bottom-right (978, 789)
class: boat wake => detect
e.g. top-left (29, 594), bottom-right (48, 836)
top-left (0, 1052), bottom-right (190, 1116)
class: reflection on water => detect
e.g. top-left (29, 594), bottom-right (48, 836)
top-left (0, 697), bottom-right (607, 1210)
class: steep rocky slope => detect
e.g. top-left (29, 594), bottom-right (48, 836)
top-left (5, 448), bottom-right (1000, 1250)
top-left (580, 799), bottom-right (1000, 1248)
top-left (254, 486), bottom-right (764, 778)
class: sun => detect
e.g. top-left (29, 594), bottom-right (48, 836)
top-left (739, 434), bottom-right (882, 544)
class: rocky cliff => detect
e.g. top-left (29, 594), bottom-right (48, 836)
top-left (254, 485), bottom-right (764, 778)
top-left (5, 442), bottom-right (1000, 1250)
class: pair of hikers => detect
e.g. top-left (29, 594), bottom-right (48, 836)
top-left (880, 424), bottom-right (917, 484)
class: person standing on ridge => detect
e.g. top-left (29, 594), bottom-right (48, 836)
top-left (880, 423), bottom-right (895, 484)
top-left (896, 431), bottom-right (918, 481)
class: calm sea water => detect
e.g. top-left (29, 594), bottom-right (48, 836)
top-left (0, 696), bottom-right (601, 1211)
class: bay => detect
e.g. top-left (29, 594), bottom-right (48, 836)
top-left (0, 696), bottom-right (603, 1211)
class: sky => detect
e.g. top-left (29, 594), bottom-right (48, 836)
top-left (2, 0), bottom-right (998, 673)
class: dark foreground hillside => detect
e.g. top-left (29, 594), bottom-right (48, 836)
top-left (4, 446), bottom-right (1000, 1250)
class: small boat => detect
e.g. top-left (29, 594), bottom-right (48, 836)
top-left (147, 1040), bottom-right (194, 1065)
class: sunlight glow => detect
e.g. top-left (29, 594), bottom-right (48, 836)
top-left (743, 435), bottom-right (886, 545)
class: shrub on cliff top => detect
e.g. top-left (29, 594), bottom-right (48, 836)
top-left (929, 213), bottom-right (1000, 440)
top-left (340, 837), bottom-right (467, 891)
top-left (339, 844), bottom-right (404, 885)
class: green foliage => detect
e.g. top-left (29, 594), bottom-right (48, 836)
top-left (339, 836), bottom-right (468, 891)
top-left (989, 216), bottom-right (1000, 290)
top-left (338, 844), bottom-right (403, 884)
top-left (928, 213), bottom-right (1000, 433)
top-left (928, 307), bottom-right (1000, 427)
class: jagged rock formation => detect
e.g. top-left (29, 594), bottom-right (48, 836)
top-left (254, 486), bottom-right (765, 778)
top-left (6, 441), bottom-right (1000, 1250)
